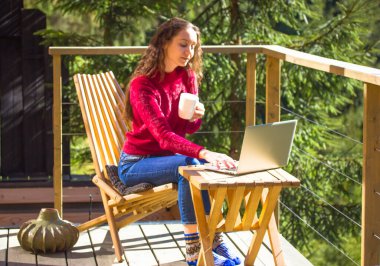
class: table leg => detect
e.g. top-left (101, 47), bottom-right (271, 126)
top-left (190, 183), bottom-right (214, 266)
top-left (263, 189), bottom-right (286, 266)
top-left (245, 186), bottom-right (282, 265)
top-left (208, 187), bottom-right (227, 243)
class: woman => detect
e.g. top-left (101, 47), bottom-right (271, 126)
top-left (118, 17), bottom-right (241, 266)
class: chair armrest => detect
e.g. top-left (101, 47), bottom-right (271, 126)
top-left (92, 175), bottom-right (125, 204)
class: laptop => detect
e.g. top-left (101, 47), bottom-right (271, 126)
top-left (204, 120), bottom-right (297, 175)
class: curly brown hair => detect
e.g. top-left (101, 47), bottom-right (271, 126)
top-left (124, 17), bottom-right (203, 129)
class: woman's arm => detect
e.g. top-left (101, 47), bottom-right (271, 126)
top-left (132, 82), bottom-right (204, 158)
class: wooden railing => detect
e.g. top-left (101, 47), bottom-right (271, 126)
top-left (49, 45), bottom-right (380, 266)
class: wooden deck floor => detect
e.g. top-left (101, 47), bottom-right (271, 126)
top-left (0, 222), bottom-right (313, 266)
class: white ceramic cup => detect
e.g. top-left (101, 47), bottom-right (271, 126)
top-left (178, 93), bottom-right (199, 120)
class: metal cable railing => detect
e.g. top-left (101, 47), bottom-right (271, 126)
top-left (280, 201), bottom-right (360, 266)
top-left (299, 184), bottom-right (361, 228)
top-left (293, 146), bottom-right (362, 185)
top-left (276, 104), bottom-right (363, 145)
top-left (275, 103), bottom-right (362, 265)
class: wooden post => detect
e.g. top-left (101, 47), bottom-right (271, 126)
top-left (265, 56), bottom-right (281, 227)
top-left (246, 53), bottom-right (257, 126)
top-left (361, 83), bottom-right (380, 266)
top-left (265, 56), bottom-right (281, 123)
top-left (53, 54), bottom-right (63, 217)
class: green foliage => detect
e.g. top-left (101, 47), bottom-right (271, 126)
top-left (36, 29), bottom-right (100, 46)
top-left (25, 0), bottom-right (380, 264)
top-left (70, 136), bottom-right (94, 174)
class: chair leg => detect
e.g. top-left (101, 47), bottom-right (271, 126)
top-left (76, 214), bottom-right (108, 232)
top-left (101, 191), bottom-right (124, 262)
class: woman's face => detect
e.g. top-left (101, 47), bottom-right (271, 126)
top-left (164, 27), bottom-right (198, 72)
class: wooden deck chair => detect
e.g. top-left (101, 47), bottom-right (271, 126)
top-left (73, 71), bottom-right (178, 262)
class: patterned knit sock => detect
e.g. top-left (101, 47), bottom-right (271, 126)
top-left (185, 233), bottom-right (200, 266)
top-left (184, 232), bottom-right (235, 266)
top-left (212, 232), bottom-right (242, 265)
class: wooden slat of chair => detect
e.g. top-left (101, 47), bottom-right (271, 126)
top-left (109, 183), bottom-right (176, 207)
top-left (98, 73), bottom-right (126, 147)
top-left (90, 74), bottom-right (120, 163)
top-left (85, 74), bottom-right (117, 166)
top-left (116, 190), bottom-right (177, 215)
top-left (75, 74), bottom-right (103, 174)
top-left (103, 73), bottom-right (127, 121)
top-left (100, 72), bottom-right (127, 154)
top-left (73, 71), bottom-right (178, 262)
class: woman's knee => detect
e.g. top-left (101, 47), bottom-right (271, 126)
top-left (177, 156), bottom-right (205, 183)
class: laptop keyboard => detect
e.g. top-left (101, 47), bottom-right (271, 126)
top-left (204, 162), bottom-right (239, 174)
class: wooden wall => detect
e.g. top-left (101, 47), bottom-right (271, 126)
top-left (0, 0), bottom-right (65, 179)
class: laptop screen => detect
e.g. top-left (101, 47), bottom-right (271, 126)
top-left (236, 120), bottom-right (297, 174)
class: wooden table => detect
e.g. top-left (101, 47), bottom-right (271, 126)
top-left (179, 166), bottom-right (300, 266)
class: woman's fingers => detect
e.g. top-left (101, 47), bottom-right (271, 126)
top-left (193, 102), bottom-right (204, 118)
top-left (199, 149), bottom-right (237, 170)
top-left (212, 154), bottom-right (237, 169)
top-left (196, 102), bottom-right (204, 112)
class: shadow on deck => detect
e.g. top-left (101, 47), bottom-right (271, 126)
top-left (1, 221), bottom-right (312, 266)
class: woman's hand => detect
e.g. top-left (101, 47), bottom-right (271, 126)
top-left (199, 149), bottom-right (237, 169)
top-left (189, 102), bottom-right (204, 122)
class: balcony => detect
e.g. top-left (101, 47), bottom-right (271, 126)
top-left (1, 45), bottom-right (379, 266)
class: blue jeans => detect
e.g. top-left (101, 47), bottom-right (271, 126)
top-left (118, 152), bottom-right (211, 224)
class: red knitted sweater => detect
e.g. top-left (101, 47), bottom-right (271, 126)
top-left (122, 67), bottom-right (204, 158)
